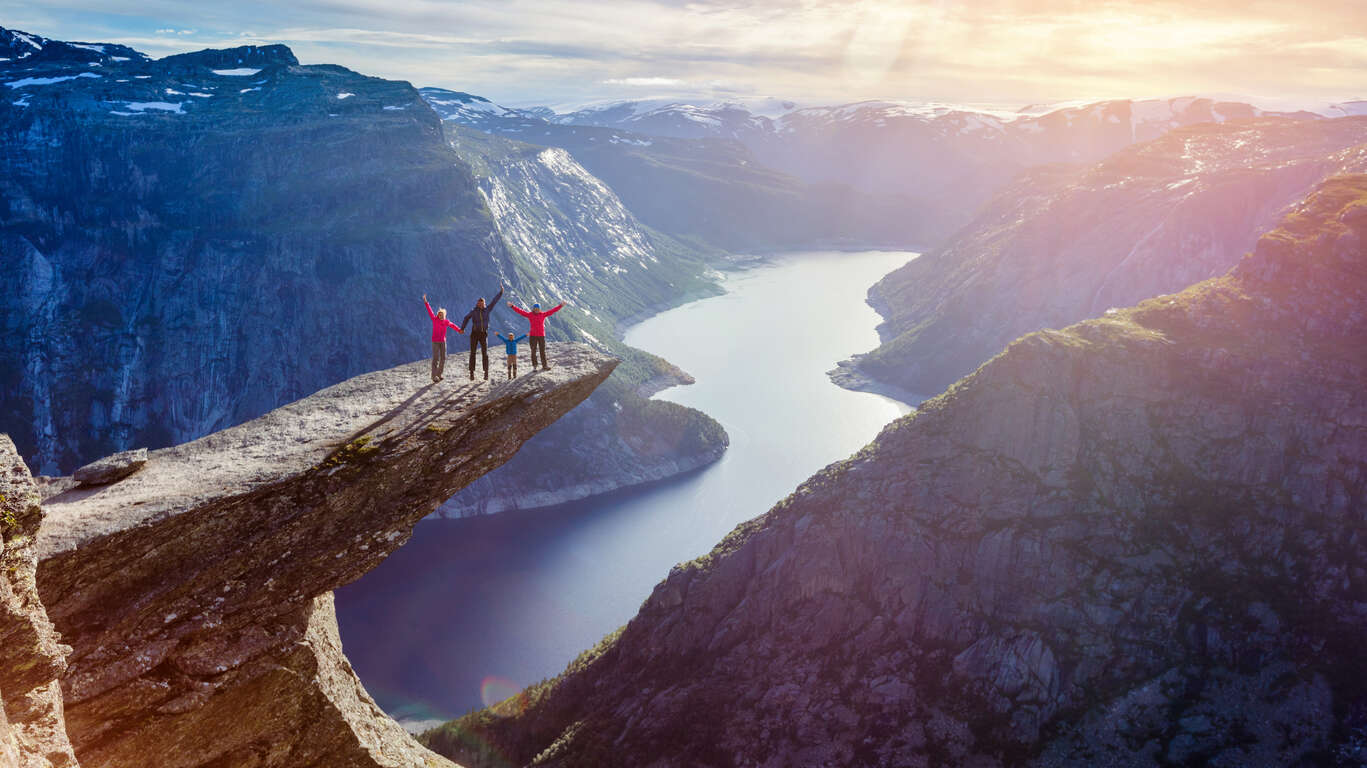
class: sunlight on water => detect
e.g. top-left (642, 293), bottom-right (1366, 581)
top-left (337, 250), bottom-right (917, 719)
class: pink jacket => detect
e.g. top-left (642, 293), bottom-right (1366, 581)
top-left (509, 303), bottom-right (563, 336)
top-left (425, 299), bottom-right (462, 342)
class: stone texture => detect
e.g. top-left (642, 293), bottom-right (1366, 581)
top-left (423, 180), bottom-right (1367, 767)
top-left (70, 450), bottom-right (146, 488)
top-left (34, 343), bottom-right (614, 768)
top-left (0, 435), bottom-right (78, 768)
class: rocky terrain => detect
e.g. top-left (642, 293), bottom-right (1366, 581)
top-left (2, 342), bottom-right (615, 768)
top-left (422, 178), bottom-right (1367, 767)
top-left (0, 29), bottom-right (726, 515)
top-left (1, 436), bottom-right (78, 768)
top-left (850, 115), bottom-right (1367, 398)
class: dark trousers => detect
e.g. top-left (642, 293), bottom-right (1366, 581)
top-left (469, 331), bottom-right (489, 373)
top-left (529, 335), bottom-right (548, 368)
top-left (430, 341), bottom-right (446, 381)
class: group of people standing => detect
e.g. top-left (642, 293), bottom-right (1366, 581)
top-left (423, 281), bottom-right (564, 383)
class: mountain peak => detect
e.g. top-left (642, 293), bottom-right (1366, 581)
top-left (159, 43), bottom-right (298, 69)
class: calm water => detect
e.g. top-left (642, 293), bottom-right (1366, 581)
top-left (336, 250), bottom-right (915, 727)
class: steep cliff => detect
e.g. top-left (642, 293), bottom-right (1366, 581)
top-left (424, 179), bottom-right (1367, 766)
top-left (437, 126), bottom-right (727, 516)
top-left (848, 116), bottom-right (1367, 398)
top-left (27, 343), bottom-right (614, 768)
top-left (0, 29), bottom-right (723, 512)
top-left (0, 436), bottom-right (77, 768)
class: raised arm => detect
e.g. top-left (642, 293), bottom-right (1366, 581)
top-left (508, 303), bottom-right (531, 318)
top-left (515, 334), bottom-right (527, 343)
top-left (423, 295), bottom-right (435, 320)
top-left (545, 303), bottom-right (564, 316)
top-left (490, 284), bottom-right (504, 308)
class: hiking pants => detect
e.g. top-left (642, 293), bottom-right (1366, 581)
top-left (431, 341), bottom-right (446, 381)
top-left (469, 331), bottom-right (489, 374)
top-left (529, 335), bottom-right (547, 368)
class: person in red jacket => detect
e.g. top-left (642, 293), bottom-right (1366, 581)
top-left (507, 300), bottom-right (563, 370)
top-left (423, 293), bottom-right (463, 383)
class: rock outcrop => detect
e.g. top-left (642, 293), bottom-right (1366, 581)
top-left (851, 116), bottom-right (1367, 398)
top-left (423, 180), bottom-right (1367, 767)
top-left (1, 436), bottom-right (78, 768)
top-left (26, 343), bottom-right (613, 768)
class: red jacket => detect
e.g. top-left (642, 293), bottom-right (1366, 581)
top-left (425, 299), bottom-right (462, 342)
top-left (509, 303), bottom-right (563, 336)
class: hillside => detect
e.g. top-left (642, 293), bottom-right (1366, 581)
top-left (848, 116), bottom-right (1367, 398)
top-left (424, 177), bottom-right (1367, 766)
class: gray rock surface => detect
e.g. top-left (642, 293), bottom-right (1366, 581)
top-left (34, 343), bottom-right (614, 768)
top-left (422, 180), bottom-right (1367, 767)
top-left (0, 435), bottom-right (78, 768)
top-left (70, 449), bottom-right (146, 487)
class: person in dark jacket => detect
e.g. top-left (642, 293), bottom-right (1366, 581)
top-left (462, 282), bottom-right (503, 380)
top-left (499, 331), bottom-right (527, 380)
top-left (422, 294), bottom-right (463, 383)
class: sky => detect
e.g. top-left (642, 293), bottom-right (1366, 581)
top-left (3, 0), bottom-right (1364, 110)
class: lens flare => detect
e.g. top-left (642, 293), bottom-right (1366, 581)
top-left (479, 675), bottom-right (529, 715)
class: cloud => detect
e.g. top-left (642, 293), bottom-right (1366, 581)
top-left (603, 77), bottom-right (684, 86)
top-left (3, 0), bottom-right (1363, 107)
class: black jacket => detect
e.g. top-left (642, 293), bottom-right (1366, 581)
top-left (461, 287), bottom-right (503, 334)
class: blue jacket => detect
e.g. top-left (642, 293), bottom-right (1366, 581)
top-left (461, 287), bottom-right (503, 334)
top-left (499, 334), bottom-right (527, 354)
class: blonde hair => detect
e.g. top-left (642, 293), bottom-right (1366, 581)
top-left (437, 308), bottom-right (447, 318)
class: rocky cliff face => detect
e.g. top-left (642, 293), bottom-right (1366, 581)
top-left (423, 179), bottom-right (1367, 767)
top-left (0, 436), bottom-right (77, 768)
top-left (850, 116), bottom-right (1367, 398)
top-left (0, 30), bottom-right (720, 508)
top-left (436, 126), bottom-right (728, 516)
top-left (20, 343), bottom-right (614, 768)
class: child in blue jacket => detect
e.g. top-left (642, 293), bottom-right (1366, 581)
top-left (499, 331), bottom-right (528, 380)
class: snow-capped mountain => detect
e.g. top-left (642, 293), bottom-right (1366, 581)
top-left (421, 87), bottom-right (924, 250)
top-left (440, 91), bottom-right (1335, 244)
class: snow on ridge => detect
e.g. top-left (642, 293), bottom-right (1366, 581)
top-left (69, 43), bottom-right (106, 53)
top-left (5, 72), bottom-right (102, 88)
top-left (212, 68), bottom-right (261, 76)
top-left (336, 92), bottom-right (354, 99)
top-left (12, 31), bottom-right (43, 50)
top-left (119, 100), bottom-right (185, 114)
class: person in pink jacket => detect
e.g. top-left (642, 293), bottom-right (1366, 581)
top-left (506, 300), bottom-right (563, 370)
top-left (423, 293), bottom-right (463, 383)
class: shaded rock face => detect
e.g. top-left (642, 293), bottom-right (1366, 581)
top-left (425, 180), bottom-right (1367, 767)
top-left (0, 436), bottom-right (77, 768)
top-left (855, 116), bottom-right (1367, 398)
top-left (33, 344), bottom-right (614, 768)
